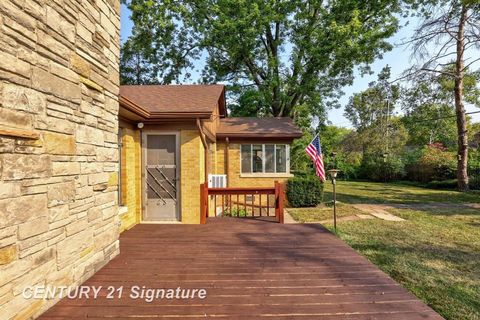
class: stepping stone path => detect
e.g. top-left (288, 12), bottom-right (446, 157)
top-left (283, 209), bottom-right (297, 224)
top-left (353, 204), bottom-right (405, 221)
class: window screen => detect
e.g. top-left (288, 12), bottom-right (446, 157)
top-left (252, 145), bottom-right (263, 172)
top-left (276, 145), bottom-right (287, 173)
top-left (241, 145), bottom-right (252, 173)
top-left (240, 144), bottom-right (289, 174)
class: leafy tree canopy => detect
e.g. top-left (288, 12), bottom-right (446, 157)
top-left (122, 0), bottom-right (403, 117)
top-left (400, 68), bottom-right (480, 148)
top-left (344, 66), bottom-right (400, 130)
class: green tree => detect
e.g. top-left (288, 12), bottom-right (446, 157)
top-left (401, 69), bottom-right (480, 149)
top-left (122, 0), bottom-right (403, 117)
top-left (400, 73), bottom-right (458, 148)
top-left (290, 125), bottom-right (356, 179)
top-left (228, 87), bottom-right (268, 117)
top-left (345, 66), bottom-right (399, 130)
top-left (343, 67), bottom-right (409, 181)
top-left (344, 66), bottom-right (405, 156)
top-left (121, 37), bottom-right (159, 85)
top-left (404, 0), bottom-right (480, 191)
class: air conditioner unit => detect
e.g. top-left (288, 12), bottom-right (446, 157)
top-left (208, 174), bottom-right (227, 188)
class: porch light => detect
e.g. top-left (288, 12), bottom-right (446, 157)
top-left (137, 122), bottom-right (144, 129)
top-left (327, 169), bottom-right (340, 180)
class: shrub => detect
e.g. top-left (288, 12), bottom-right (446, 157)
top-left (286, 176), bottom-right (324, 207)
top-left (223, 207), bottom-right (247, 217)
top-left (324, 152), bottom-right (362, 181)
top-left (403, 148), bottom-right (423, 181)
top-left (416, 144), bottom-right (456, 182)
top-left (426, 179), bottom-right (458, 190)
top-left (469, 149), bottom-right (480, 190)
top-left (359, 154), bottom-right (405, 182)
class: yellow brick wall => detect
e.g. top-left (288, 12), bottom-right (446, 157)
top-left (209, 142), bottom-right (290, 217)
top-left (119, 132), bottom-right (290, 224)
top-left (120, 127), bottom-right (142, 232)
top-left (216, 142), bottom-right (291, 187)
top-left (180, 130), bottom-right (205, 224)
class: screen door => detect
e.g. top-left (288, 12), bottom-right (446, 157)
top-left (144, 134), bottom-right (179, 221)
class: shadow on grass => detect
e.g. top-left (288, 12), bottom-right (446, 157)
top-left (323, 181), bottom-right (480, 205)
top-left (324, 190), bottom-right (480, 205)
top-left (349, 242), bottom-right (480, 268)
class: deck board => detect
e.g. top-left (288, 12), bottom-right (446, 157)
top-left (40, 218), bottom-right (443, 319)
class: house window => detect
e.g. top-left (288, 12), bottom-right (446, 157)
top-left (240, 144), bottom-right (290, 174)
top-left (252, 144), bottom-right (263, 172)
top-left (241, 145), bottom-right (252, 173)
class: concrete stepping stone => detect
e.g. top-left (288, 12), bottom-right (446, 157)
top-left (353, 204), bottom-right (405, 221)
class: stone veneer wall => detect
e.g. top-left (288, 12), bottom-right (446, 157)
top-left (0, 0), bottom-right (121, 318)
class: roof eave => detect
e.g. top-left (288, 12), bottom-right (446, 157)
top-left (216, 133), bottom-right (303, 140)
top-left (148, 112), bottom-right (212, 119)
top-left (119, 95), bottom-right (213, 120)
top-left (119, 95), bottom-right (149, 119)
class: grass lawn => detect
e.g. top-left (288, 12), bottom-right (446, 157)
top-left (323, 180), bottom-right (480, 204)
top-left (288, 181), bottom-right (480, 320)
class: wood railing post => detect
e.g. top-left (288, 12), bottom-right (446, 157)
top-left (200, 183), bottom-right (208, 224)
top-left (274, 181), bottom-right (285, 224)
top-left (205, 183), bottom-right (209, 219)
top-left (278, 183), bottom-right (285, 224)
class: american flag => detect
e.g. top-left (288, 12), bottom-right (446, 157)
top-left (305, 135), bottom-right (326, 182)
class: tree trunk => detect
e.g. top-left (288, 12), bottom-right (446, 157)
top-left (454, 5), bottom-right (469, 192)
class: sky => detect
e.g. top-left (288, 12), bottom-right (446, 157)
top-left (120, 4), bottom-right (480, 126)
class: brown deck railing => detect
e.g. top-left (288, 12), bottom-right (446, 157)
top-left (200, 181), bottom-right (285, 224)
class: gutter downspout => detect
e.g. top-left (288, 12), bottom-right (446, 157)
top-left (196, 118), bottom-right (208, 184)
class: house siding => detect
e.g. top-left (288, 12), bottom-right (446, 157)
top-left (119, 127), bottom-right (141, 232)
top-left (216, 142), bottom-right (291, 187)
top-left (180, 130), bottom-right (205, 224)
top-left (209, 142), bottom-right (290, 217)
top-left (117, 127), bottom-right (206, 225)
top-left (0, 0), bottom-right (121, 318)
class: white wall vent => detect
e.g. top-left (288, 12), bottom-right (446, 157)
top-left (208, 174), bottom-right (227, 188)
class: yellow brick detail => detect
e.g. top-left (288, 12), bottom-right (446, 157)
top-left (108, 172), bottom-right (118, 186)
top-left (180, 130), bottom-right (205, 224)
top-left (120, 128), bottom-right (142, 232)
top-left (216, 142), bottom-right (290, 187)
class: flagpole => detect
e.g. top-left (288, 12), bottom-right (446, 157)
top-left (309, 133), bottom-right (319, 144)
top-left (306, 134), bottom-right (332, 232)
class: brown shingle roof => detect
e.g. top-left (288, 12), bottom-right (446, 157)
top-left (217, 117), bottom-right (303, 139)
top-left (119, 84), bottom-right (225, 115)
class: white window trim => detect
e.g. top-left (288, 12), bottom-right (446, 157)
top-left (241, 144), bottom-right (291, 177)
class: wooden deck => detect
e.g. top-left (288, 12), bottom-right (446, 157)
top-left (41, 218), bottom-right (443, 319)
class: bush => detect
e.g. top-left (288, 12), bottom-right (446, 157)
top-left (469, 149), bottom-right (480, 190)
top-left (359, 154), bottom-right (405, 182)
top-left (223, 207), bottom-right (247, 217)
top-left (415, 144), bottom-right (457, 182)
top-left (324, 152), bottom-right (362, 181)
top-left (426, 179), bottom-right (458, 190)
top-left (286, 176), bottom-right (324, 207)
